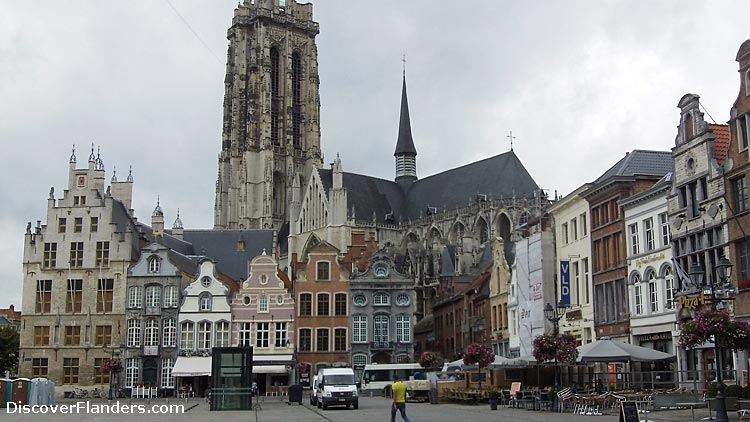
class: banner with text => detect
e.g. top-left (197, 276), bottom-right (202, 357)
top-left (560, 260), bottom-right (570, 305)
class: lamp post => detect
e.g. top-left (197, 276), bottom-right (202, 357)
top-left (688, 256), bottom-right (733, 422)
top-left (544, 300), bottom-right (569, 390)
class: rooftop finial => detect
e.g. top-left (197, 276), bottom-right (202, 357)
top-left (507, 131), bottom-right (516, 152)
top-left (69, 144), bottom-right (77, 163)
top-left (173, 208), bottom-right (184, 229)
top-left (111, 166), bottom-right (117, 182)
top-left (402, 54), bottom-right (406, 78)
top-left (88, 143), bottom-right (96, 162)
top-left (153, 196), bottom-right (164, 217)
top-left (95, 146), bottom-right (104, 170)
top-left (127, 165), bottom-right (134, 182)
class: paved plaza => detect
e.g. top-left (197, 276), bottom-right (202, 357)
top-left (2, 392), bottom-right (742, 422)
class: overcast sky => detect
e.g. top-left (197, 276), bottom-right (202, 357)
top-left (1, 0), bottom-right (747, 309)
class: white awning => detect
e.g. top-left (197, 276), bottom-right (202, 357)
top-left (254, 355), bottom-right (293, 363)
top-left (172, 357), bottom-right (212, 377)
top-left (253, 365), bottom-right (288, 374)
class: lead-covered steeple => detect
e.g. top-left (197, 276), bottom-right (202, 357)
top-left (394, 71), bottom-right (417, 188)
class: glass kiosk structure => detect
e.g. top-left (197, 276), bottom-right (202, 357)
top-left (211, 347), bottom-right (253, 411)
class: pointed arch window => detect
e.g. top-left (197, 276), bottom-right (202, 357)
top-left (270, 47), bottom-right (280, 146)
top-left (148, 256), bottom-right (161, 274)
top-left (292, 52), bottom-right (302, 148)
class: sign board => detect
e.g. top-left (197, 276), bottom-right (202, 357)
top-left (619, 401), bottom-right (639, 422)
top-left (560, 260), bottom-right (570, 305)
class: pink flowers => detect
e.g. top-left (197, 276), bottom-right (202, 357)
top-left (295, 361), bottom-right (310, 372)
top-left (462, 343), bottom-right (495, 369)
top-left (418, 351), bottom-right (444, 369)
top-left (533, 334), bottom-right (578, 363)
top-left (99, 358), bottom-right (123, 374)
top-left (679, 309), bottom-right (750, 350)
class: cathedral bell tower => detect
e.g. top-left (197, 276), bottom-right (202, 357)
top-left (215, 0), bottom-right (322, 230)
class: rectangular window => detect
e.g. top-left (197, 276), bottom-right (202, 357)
top-left (334, 328), bottom-right (347, 352)
top-left (74, 217), bottom-right (83, 233)
top-left (334, 293), bottom-right (347, 316)
top-left (238, 322), bottom-right (252, 347)
top-left (562, 223), bottom-right (569, 244)
top-left (352, 315), bottom-right (367, 343)
top-left (97, 279), bottom-right (114, 313)
top-left (734, 176), bottom-right (748, 213)
top-left (258, 295), bottom-right (268, 313)
top-left (32, 358), bottom-right (48, 379)
top-left (43, 243), bottom-right (57, 268)
top-left (659, 213), bottom-right (670, 247)
top-left (256, 322), bottom-right (269, 348)
top-left (644, 218), bottom-right (655, 251)
top-left (198, 321), bottom-right (211, 349)
top-left (163, 319), bottom-right (177, 347)
top-left (665, 275), bottom-right (675, 310)
top-left (35, 279), bottom-right (52, 313)
top-left (572, 262), bottom-right (580, 305)
top-left (125, 358), bottom-right (138, 388)
top-left (580, 213), bottom-right (588, 236)
top-left (145, 320), bottom-right (160, 347)
top-left (299, 293), bottom-right (312, 316)
top-left (63, 358), bottom-right (79, 385)
top-left (215, 321), bottom-right (229, 347)
top-left (317, 293), bottom-right (330, 316)
top-left (571, 219), bottom-right (578, 241)
top-left (96, 241), bottom-right (110, 267)
top-left (594, 284), bottom-right (605, 324)
top-left (739, 114), bottom-right (749, 150)
top-left (316, 328), bottom-right (329, 352)
top-left (161, 358), bottom-right (175, 388)
top-left (164, 285), bottom-right (179, 308)
top-left (128, 286), bottom-right (143, 308)
top-left (316, 262), bottom-right (330, 281)
top-left (634, 284), bottom-right (643, 315)
top-left (629, 223), bottom-right (639, 255)
top-left (90, 217), bottom-right (99, 232)
top-left (94, 358), bottom-right (111, 384)
top-left (180, 321), bottom-right (193, 349)
top-left (66, 279), bottom-right (82, 313)
top-left (58, 218), bottom-right (66, 233)
top-left (69, 242), bottom-right (84, 268)
top-left (649, 281), bottom-right (659, 313)
top-left (146, 286), bottom-right (161, 309)
top-left (95, 325), bottom-right (112, 346)
top-left (274, 322), bottom-right (288, 347)
top-left (396, 315), bottom-right (411, 343)
top-left (739, 241), bottom-right (750, 282)
top-left (34, 326), bottom-right (50, 346)
top-left (127, 319), bottom-right (142, 347)
top-left (299, 328), bottom-right (312, 352)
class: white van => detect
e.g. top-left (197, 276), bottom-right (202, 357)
top-left (310, 375), bottom-right (318, 405)
top-left (315, 368), bottom-right (358, 410)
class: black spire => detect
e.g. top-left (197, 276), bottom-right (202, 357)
top-left (394, 75), bottom-right (417, 157)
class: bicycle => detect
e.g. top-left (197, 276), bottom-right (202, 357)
top-left (91, 387), bottom-right (107, 399)
top-left (73, 388), bottom-right (89, 399)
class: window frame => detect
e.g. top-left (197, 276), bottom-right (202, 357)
top-left (316, 261), bottom-right (331, 281)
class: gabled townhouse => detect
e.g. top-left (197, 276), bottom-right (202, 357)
top-left (230, 251), bottom-right (296, 393)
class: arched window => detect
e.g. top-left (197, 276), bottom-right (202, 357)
top-left (128, 286), bottom-right (143, 308)
top-left (646, 269), bottom-right (659, 313)
top-left (148, 256), bottom-right (160, 274)
top-left (145, 285), bottom-right (161, 309)
top-left (144, 319), bottom-right (159, 347)
top-left (163, 319), bottom-right (176, 347)
top-left (125, 358), bottom-right (139, 388)
top-left (292, 52), bottom-right (302, 148)
top-left (664, 267), bottom-right (675, 310)
top-left (127, 319), bottom-right (141, 347)
top-left (299, 293), bottom-right (312, 316)
top-left (352, 353), bottom-right (368, 367)
top-left (317, 293), bottom-right (330, 316)
top-left (199, 294), bottom-right (212, 311)
top-left (632, 273), bottom-right (643, 315)
top-left (270, 47), bottom-right (280, 145)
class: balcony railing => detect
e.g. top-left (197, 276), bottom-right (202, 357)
top-left (370, 341), bottom-right (394, 350)
top-left (142, 346), bottom-right (159, 356)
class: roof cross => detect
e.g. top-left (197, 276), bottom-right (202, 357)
top-left (507, 131), bottom-right (516, 151)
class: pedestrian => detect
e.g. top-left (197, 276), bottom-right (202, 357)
top-left (390, 375), bottom-right (411, 422)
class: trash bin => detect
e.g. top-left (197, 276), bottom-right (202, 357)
top-left (288, 384), bottom-right (303, 405)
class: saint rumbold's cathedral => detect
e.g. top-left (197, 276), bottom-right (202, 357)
top-left (213, 0), bottom-right (548, 299)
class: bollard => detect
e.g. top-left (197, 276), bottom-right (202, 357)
top-left (370, 391), bottom-right (373, 398)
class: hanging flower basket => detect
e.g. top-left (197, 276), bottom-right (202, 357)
top-left (418, 351), bottom-right (444, 369)
top-left (462, 343), bottom-right (495, 369)
top-left (99, 358), bottom-right (123, 374)
top-left (533, 333), bottom-right (578, 363)
top-left (295, 361), bottom-right (310, 372)
top-left (679, 309), bottom-right (750, 350)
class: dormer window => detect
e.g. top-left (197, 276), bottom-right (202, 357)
top-left (148, 256), bottom-right (160, 274)
top-left (199, 294), bottom-right (212, 311)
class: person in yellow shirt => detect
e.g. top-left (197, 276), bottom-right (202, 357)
top-left (391, 375), bottom-right (412, 422)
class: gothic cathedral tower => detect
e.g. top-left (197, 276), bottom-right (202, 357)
top-left (215, 0), bottom-right (322, 230)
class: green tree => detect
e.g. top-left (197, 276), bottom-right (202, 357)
top-left (0, 326), bottom-right (20, 376)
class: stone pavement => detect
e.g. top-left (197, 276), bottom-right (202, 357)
top-left (2, 393), bottom-right (745, 422)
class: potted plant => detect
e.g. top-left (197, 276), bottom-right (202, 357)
top-left (487, 390), bottom-right (500, 410)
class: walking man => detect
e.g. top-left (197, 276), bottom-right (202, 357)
top-left (391, 375), bottom-right (411, 422)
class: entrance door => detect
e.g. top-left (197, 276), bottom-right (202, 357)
top-left (142, 358), bottom-right (158, 387)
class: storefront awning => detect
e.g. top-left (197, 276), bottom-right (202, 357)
top-left (172, 357), bottom-right (212, 377)
top-left (253, 365), bottom-right (288, 374)
top-left (254, 354), bottom-right (293, 364)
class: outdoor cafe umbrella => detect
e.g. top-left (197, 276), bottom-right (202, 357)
top-left (576, 339), bottom-right (675, 363)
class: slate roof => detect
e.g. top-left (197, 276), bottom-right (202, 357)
top-left (394, 76), bottom-right (417, 156)
top-left (594, 150), bottom-right (674, 184)
top-left (182, 230), bottom-right (274, 281)
top-left (319, 150), bottom-right (539, 224)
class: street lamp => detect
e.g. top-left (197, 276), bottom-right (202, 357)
top-left (544, 300), bottom-right (569, 390)
top-left (688, 257), bottom-right (733, 422)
